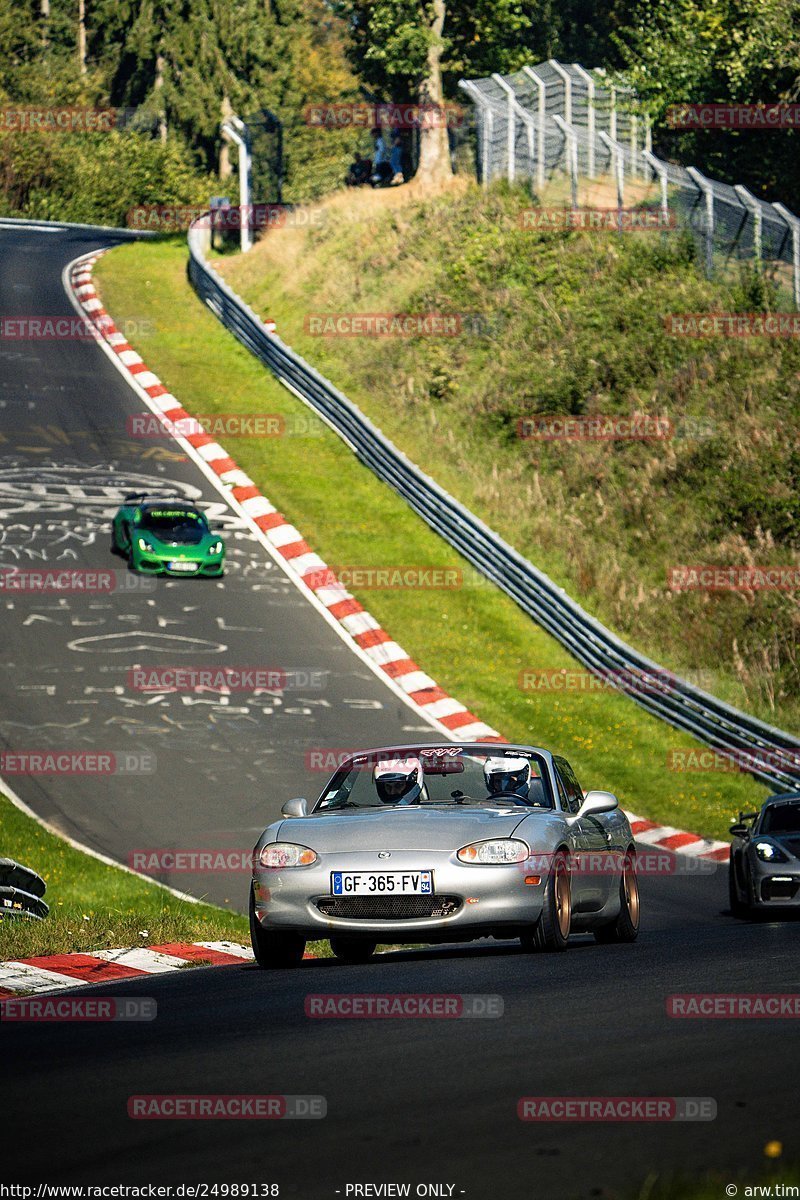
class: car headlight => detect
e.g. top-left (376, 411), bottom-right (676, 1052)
top-left (259, 843), bottom-right (317, 868)
top-left (138, 537), bottom-right (155, 552)
top-left (755, 841), bottom-right (788, 863)
top-left (457, 838), bottom-right (529, 864)
top-left (208, 540), bottom-right (223, 555)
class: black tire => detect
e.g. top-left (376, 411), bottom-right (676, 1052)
top-left (728, 857), bottom-right (747, 917)
top-left (249, 885), bottom-right (306, 968)
top-left (330, 937), bottom-right (377, 964)
top-left (522, 851), bottom-right (571, 952)
top-left (594, 851), bottom-right (640, 944)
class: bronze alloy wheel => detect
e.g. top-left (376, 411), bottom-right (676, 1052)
top-left (555, 859), bottom-right (572, 939)
top-left (623, 856), bottom-right (640, 931)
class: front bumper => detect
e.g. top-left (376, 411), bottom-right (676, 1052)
top-left (750, 861), bottom-right (800, 906)
top-left (252, 850), bottom-right (546, 941)
top-left (133, 553), bottom-right (225, 577)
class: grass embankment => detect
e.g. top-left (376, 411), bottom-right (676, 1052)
top-left (220, 180), bottom-right (800, 735)
top-left (0, 790), bottom-right (249, 960)
top-left (94, 235), bottom-right (764, 841)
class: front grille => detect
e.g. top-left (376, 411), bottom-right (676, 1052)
top-left (762, 879), bottom-right (799, 902)
top-left (316, 895), bottom-right (462, 920)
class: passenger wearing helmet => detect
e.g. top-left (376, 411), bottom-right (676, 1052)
top-left (373, 757), bottom-right (427, 805)
top-left (484, 756), bottom-right (531, 800)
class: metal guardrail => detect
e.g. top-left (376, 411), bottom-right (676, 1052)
top-left (0, 858), bottom-right (49, 920)
top-left (188, 223), bottom-right (800, 792)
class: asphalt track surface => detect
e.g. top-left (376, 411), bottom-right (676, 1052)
top-left (2, 224), bottom-right (799, 1198)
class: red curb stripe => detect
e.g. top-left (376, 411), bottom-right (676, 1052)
top-left (657, 832), bottom-right (705, 851)
top-left (128, 361), bottom-right (147, 373)
top-left (185, 431), bottom-right (215, 449)
top-left (355, 629), bottom-right (391, 650)
top-left (327, 598), bottom-right (363, 620)
top-left (381, 658), bottom-right (418, 679)
top-left (209, 456), bottom-right (239, 476)
top-left (146, 383), bottom-right (170, 398)
top-left (408, 686), bottom-right (450, 706)
top-left (254, 511), bottom-right (286, 531)
top-left (149, 943), bottom-right (248, 966)
top-left (438, 710), bottom-right (482, 731)
top-left (280, 540), bottom-right (312, 561)
top-left (18, 954), bottom-right (148, 982)
top-left (233, 485), bottom-right (261, 502)
top-left (113, 342), bottom-right (133, 356)
top-left (629, 820), bottom-right (660, 834)
top-left (703, 846), bottom-right (731, 862)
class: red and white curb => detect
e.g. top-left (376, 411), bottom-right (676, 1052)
top-left (624, 816), bottom-right (729, 862)
top-left (70, 251), bottom-right (500, 745)
top-left (0, 942), bottom-right (255, 1000)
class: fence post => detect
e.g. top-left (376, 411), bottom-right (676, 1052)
top-left (553, 115), bottom-right (578, 208)
top-left (609, 85), bottom-right (617, 141)
top-left (687, 166), bottom-right (715, 277)
top-left (458, 81), bottom-right (494, 189)
top-left (643, 150), bottom-right (670, 225)
top-left (734, 184), bottom-right (763, 263)
top-left (773, 202), bottom-right (800, 310)
top-left (548, 59), bottom-right (572, 124)
top-left (522, 66), bottom-right (547, 193)
top-left (492, 74), bottom-right (539, 195)
top-left (599, 131), bottom-right (624, 231)
top-left (571, 63), bottom-right (595, 178)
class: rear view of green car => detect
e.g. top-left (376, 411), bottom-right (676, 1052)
top-left (111, 494), bottom-right (225, 577)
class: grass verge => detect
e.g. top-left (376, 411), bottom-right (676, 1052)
top-left (0, 789), bottom-right (251, 960)
top-left (92, 237), bottom-right (769, 841)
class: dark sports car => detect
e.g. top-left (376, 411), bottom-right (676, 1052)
top-left (729, 792), bottom-right (800, 916)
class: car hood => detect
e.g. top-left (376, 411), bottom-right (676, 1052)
top-left (768, 833), bottom-right (800, 859)
top-left (270, 806), bottom-right (553, 853)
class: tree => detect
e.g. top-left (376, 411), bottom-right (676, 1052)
top-left (335, 0), bottom-right (530, 185)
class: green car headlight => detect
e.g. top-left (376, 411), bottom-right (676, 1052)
top-left (208, 540), bottom-right (223, 555)
top-left (138, 537), bottom-right (155, 552)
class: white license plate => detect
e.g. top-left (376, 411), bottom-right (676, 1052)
top-left (169, 561), bottom-right (198, 572)
top-left (331, 871), bottom-right (433, 896)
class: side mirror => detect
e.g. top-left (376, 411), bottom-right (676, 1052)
top-left (729, 822), bottom-right (749, 838)
top-left (576, 790), bottom-right (619, 820)
top-left (281, 797), bottom-right (308, 818)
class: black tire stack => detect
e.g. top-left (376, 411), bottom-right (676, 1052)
top-left (0, 858), bottom-right (49, 920)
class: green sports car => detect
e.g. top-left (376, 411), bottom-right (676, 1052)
top-left (111, 494), bottom-right (225, 577)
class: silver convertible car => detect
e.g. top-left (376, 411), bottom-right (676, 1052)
top-left (249, 743), bottom-right (640, 967)
top-left (729, 792), bottom-right (800, 916)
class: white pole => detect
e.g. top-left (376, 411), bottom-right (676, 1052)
top-left (522, 66), bottom-right (547, 193)
top-left (774, 202), bottom-right (800, 310)
top-left (687, 166), bottom-right (715, 277)
top-left (571, 64), bottom-right (595, 178)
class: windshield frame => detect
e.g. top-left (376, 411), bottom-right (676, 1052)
top-left (311, 745), bottom-right (556, 813)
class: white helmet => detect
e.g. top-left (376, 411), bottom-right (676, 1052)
top-left (484, 756), bottom-right (531, 798)
top-left (373, 757), bottom-right (424, 805)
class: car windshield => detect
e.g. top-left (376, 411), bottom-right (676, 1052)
top-left (141, 508), bottom-right (207, 544)
top-left (761, 802), bottom-right (800, 835)
top-left (313, 747), bottom-right (553, 811)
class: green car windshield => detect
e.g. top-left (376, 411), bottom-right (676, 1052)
top-left (140, 509), bottom-right (208, 544)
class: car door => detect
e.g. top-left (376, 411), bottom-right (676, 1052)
top-left (554, 756), bottom-right (614, 910)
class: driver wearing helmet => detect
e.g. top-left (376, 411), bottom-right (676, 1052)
top-left (484, 756), bottom-right (531, 800)
top-left (373, 757), bottom-right (427, 805)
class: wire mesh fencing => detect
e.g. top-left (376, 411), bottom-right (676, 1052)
top-left (459, 60), bottom-right (800, 308)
